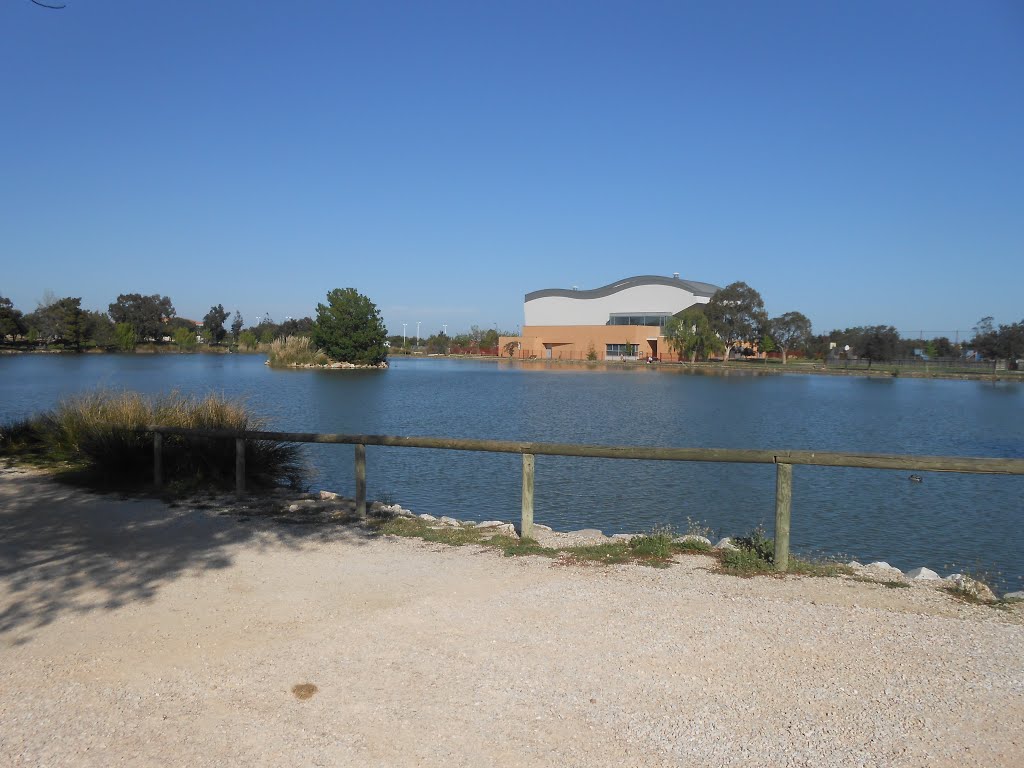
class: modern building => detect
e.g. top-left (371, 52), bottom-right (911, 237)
top-left (501, 274), bottom-right (721, 361)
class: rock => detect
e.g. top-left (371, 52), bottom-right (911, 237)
top-left (611, 533), bottom-right (636, 542)
top-left (418, 514), bottom-right (437, 522)
top-left (318, 490), bottom-right (339, 500)
top-left (485, 523), bottom-right (517, 537)
top-left (674, 535), bottom-right (712, 547)
top-left (947, 574), bottom-right (997, 602)
top-left (866, 561), bottom-right (903, 575)
top-left (906, 567), bottom-right (940, 581)
top-left (438, 516), bottom-right (461, 527)
top-left (567, 529), bottom-right (603, 538)
top-left (714, 538), bottom-right (738, 551)
top-left (846, 561), bottom-right (864, 569)
top-left (287, 503), bottom-right (301, 513)
top-left (474, 520), bottom-right (506, 529)
top-left (532, 524), bottom-right (553, 532)
top-left (1002, 591), bottom-right (1024, 601)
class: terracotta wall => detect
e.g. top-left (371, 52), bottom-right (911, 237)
top-left (499, 326), bottom-right (668, 361)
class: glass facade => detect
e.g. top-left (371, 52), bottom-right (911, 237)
top-left (606, 343), bottom-right (639, 358)
top-left (607, 313), bottom-right (671, 327)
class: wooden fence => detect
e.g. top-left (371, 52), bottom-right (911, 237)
top-left (148, 426), bottom-right (1024, 572)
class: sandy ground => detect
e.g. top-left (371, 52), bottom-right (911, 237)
top-left (1, 467), bottom-right (1022, 768)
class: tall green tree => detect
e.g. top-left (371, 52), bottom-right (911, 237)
top-left (231, 311), bottom-right (244, 343)
top-left (311, 288), bottom-right (388, 365)
top-left (0, 297), bottom-right (27, 341)
top-left (81, 310), bottom-right (115, 348)
top-left (664, 307), bottom-right (723, 363)
top-left (861, 325), bottom-right (900, 367)
top-left (25, 296), bottom-right (82, 348)
top-left (203, 304), bottom-right (229, 345)
top-left (108, 294), bottom-right (175, 341)
top-left (769, 311), bottom-right (812, 364)
top-left (703, 282), bottom-right (767, 362)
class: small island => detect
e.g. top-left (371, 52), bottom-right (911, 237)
top-left (266, 288), bottom-right (389, 370)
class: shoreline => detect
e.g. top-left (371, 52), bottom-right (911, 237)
top-left (4, 346), bottom-right (1019, 382)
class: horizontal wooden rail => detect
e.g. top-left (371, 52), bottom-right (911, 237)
top-left (145, 426), bottom-right (1024, 475)
top-left (145, 425), bottom-right (1024, 574)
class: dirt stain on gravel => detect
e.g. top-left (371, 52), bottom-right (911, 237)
top-left (292, 683), bottom-right (318, 700)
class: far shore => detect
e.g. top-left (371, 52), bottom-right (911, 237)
top-left (3, 344), bottom-right (1021, 382)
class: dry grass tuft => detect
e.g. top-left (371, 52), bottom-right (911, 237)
top-left (267, 336), bottom-right (329, 367)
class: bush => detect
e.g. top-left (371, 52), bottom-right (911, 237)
top-left (267, 336), bottom-right (329, 367)
top-left (1, 390), bottom-right (304, 490)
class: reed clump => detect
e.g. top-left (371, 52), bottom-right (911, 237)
top-left (267, 336), bottom-right (329, 368)
top-left (1, 389), bottom-right (303, 490)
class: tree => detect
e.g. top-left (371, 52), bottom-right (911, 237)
top-left (503, 340), bottom-right (518, 358)
top-left (114, 322), bottom-right (137, 351)
top-left (664, 307), bottom-right (723, 363)
top-left (769, 311), bottom-right (812, 364)
top-left (203, 304), bottom-right (229, 345)
top-left (311, 288), bottom-right (388, 365)
top-left (231, 311), bottom-right (244, 343)
top-left (238, 330), bottom-right (258, 350)
top-left (108, 294), bottom-right (175, 341)
top-left (861, 325), bottom-right (900, 367)
top-left (173, 326), bottom-right (196, 351)
top-left (0, 297), bottom-right (27, 341)
top-left (703, 282), bottom-right (767, 362)
top-left (81, 310), bottom-right (115, 348)
top-left (25, 296), bottom-right (82, 348)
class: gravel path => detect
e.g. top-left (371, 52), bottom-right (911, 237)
top-left (1, 467), bottom-right (1021, 767)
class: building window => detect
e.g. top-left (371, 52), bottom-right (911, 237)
top-left (607, 313), bottom-right (672, 327)
top-left (606, 343), bottom-right (639, 358)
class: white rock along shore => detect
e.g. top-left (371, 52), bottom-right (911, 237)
top-left (1, 466), bottom-right (1022, 767)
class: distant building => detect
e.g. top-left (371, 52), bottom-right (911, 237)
top-left (501, 274), bottom-right (721, 361)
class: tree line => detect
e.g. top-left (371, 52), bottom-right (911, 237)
top-left (662, 281), bottom-right (1022, 366)
top-left (0, 290), bottom-right (386, 365)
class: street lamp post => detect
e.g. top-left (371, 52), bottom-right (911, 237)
top-left (416, 321), bottom-right (421, 348)
top-left (402, 323), bottom-right (407, 349)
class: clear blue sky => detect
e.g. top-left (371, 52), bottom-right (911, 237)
top-left (2, 0), bottom-right (1021, 340)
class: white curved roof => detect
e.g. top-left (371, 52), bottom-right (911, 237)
top-left (524, 275), bottom-right (720, 326)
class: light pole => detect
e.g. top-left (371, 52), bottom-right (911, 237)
top-left (442, 323), bottom-right (447, 335)
top-left (416, 321), bottom-right (421, 348)
top-left (402, 323), bottom-right (407, 349)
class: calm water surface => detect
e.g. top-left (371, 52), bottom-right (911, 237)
top-left (2, 354), bottom-right (1022, 591)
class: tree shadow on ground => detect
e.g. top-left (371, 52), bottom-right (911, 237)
top-left (0, 468), bottom-right (372, 645)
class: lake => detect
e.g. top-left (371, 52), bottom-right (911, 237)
top-left (2, 353), bottom-right (1022, 591)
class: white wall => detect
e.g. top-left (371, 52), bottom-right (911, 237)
top-left (524, 283), bottom-right (710, 326)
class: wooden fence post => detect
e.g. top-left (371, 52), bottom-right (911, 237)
top-left (521, 453), bottom-right (535, 538)
top-left (355, 444), bottom-right (366, 518)
top-left (235, 438), bottom-right (246, 496)
top-left (774, 462), bottom-right (792, 571)
top-left (153, 431), bottom-right (163, 488)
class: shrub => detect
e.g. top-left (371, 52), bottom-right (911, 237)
top-left (731, 525), bottom-right (775, 563)
top-left (2, 389), bottom-right (303, 489)
top-left (267, 336), bottom-right (329, 367)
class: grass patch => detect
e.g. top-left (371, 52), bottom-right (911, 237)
top-left (0, 389), bottom-right (304, 492)
top-left (266, 336), bottom-right (329, 367)
top-left (715, 526), bottom-right (851, 578)
top-left (882, 580), bottom-right (911, 589)
top-left (373, 518), bottom-right (701, 567)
